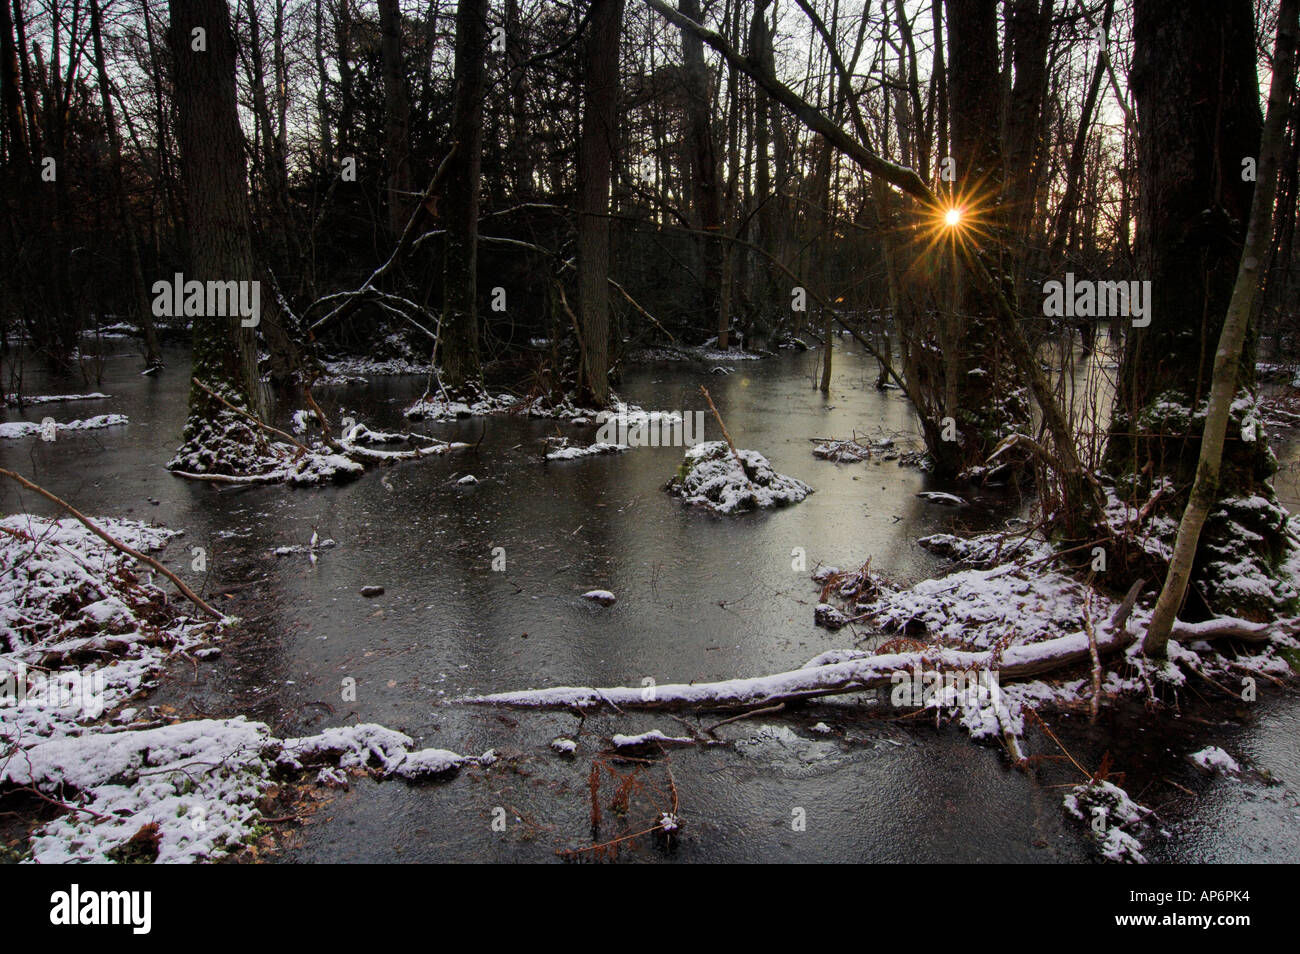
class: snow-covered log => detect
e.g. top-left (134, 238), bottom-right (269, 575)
top-left (460, 623), bottom-right (1139, 712)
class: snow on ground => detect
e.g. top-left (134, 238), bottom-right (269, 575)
top-left (0, 414), bottom-right (128, 440)
top-left (697, 347), bottom-right (764, 361)
top-left (404, 390), bottom-right (666, 426)
top-left (5, 718), bottom-right (495, 863)
top-left (668, 441), bottom-right (812, 514)
top-left (917, 531), bottom-right (1047, 565)
top-left (627, 344), bottom-right (765, 363)
top-left (168, 412), bottom-right (463, 484)
top-left (852, 542), bottom-right (1104, 650)
top-left (7, 716), bottom-right (276, 863)
top-left (611, 729), bottom-right (694, 748)
top-left (1103, 485), bottom-right (1179, 564)
top-left (811, 436), bottom-right (925, 465)
top-left (0, 513), bottom-right (491, 863)
top-left (0, 514), bottom-right (213, 748)
top-left (316, 337), bottom-right (432, 383)
top-left (319, 355), bottom-right (429, 380)
top-left (290, 409), bottom-right (320, 433)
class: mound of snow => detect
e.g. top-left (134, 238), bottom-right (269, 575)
top-left (668, 441), bottom-right (812, 514)
top-left (546, 442), bottom-right (628, 461)
top-left (7, 718), bottom-right (493, 863)
top-left (1190, 746), bottom-right (1240, 775)
top-left (404, 391), bottom-right (516, 421)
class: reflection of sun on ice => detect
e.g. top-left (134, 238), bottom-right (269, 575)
top-left (944, 207), bottom-right (962, 228)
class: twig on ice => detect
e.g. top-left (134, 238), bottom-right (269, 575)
top-left (704, 702), bottom-right (785, 735)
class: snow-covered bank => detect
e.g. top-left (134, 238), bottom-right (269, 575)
top-left (4, 717), bottom-right (496, 863)
top-left (0, 514), bottom-right (214, 745)
top-left (0, 513), bottom-right (491, 863)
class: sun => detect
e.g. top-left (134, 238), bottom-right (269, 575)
top-left (944, 207), bottom-right (963, 228)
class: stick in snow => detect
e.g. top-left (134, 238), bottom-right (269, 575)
top-left (0, 466), bottom-right (226, 621)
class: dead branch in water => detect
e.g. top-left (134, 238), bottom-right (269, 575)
top-left (464, 626), bottom-right (1140, 713)
top-left (704, 702), bottom-right (785, 735)
top-left (0, 467), bottom-right (225, 620)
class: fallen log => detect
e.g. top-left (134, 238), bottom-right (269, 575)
top-left (461, 624), bottom-right (1140, 712)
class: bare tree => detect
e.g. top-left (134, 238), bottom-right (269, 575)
top-left (576, 0), bottom-right (625, 406)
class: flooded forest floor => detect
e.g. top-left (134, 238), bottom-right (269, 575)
top-left (3, 335), bottom-right (1299, 863)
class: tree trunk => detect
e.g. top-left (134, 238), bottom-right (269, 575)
top-left (1143, 0), bottom-right (1299, 655)
top-left (1108, 0), bottom-right (1285, 616)
top-left (167, 0), bottom-right (268, 469)
top-left (0, 0), bottom-right (27, 167)
top-left (576, 0), bottom-right (624, 407)
top-left (313, 0), bottom-right (332, 163)
top-left (940, 0), bottom-right (1032, 476)
top-left (379, 0), bottom-right (412, 240)
top-left (441, 0), bottom-right (488, 394)
top-left (679, 0), bottom-right (722, 331)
